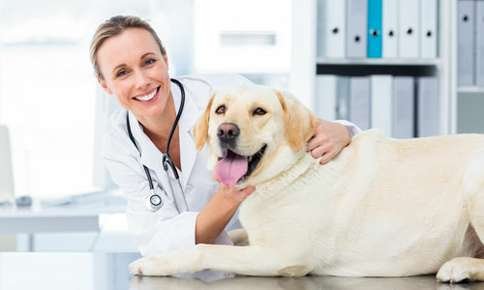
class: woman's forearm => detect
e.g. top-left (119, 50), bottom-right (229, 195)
top-left (195, 191), bottom-right (239, 244)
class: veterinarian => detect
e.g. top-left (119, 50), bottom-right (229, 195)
top-left (90, 15), bottom-right (361, 257)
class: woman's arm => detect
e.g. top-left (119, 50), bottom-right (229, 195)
top-left (195, 185), bottom-right (255, 244)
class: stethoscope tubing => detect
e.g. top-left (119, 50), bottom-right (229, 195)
top-left (126, 78), bottom-right (189, 213)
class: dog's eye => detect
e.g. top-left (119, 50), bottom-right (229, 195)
top-left (215, 105), bottom-right (226, 115)
top-left (253, 107), bottom-right (267, 116)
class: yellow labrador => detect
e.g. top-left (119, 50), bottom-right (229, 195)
top-left (130, 84), bottom-right (484, 283)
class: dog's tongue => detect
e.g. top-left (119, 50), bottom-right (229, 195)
top-left (214, 154), bottom-right (248, 187)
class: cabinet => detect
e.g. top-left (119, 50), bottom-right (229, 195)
top-left (289, 0), bottom-right (458, 135)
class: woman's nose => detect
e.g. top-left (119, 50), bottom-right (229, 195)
top-left (133, 70), bottom-right (151, 89)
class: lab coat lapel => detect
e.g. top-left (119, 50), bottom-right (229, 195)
top-left (127, 110), bottom-right (164, 174)
top-left (174, 83), bottom-right (199, 189)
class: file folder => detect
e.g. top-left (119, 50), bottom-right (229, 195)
top-left (367, 0), bottom-right (383, 58)
top-left (346, 0), bottom-right (368, 58)
top-left (392, 77), bottom-right (415, 138)
top-left (398, 0), bottom-right (420, 58)
top-left (315, 75), bottom-right (337, 120)
top-left (317, 0), bottom-right (346, 58)
top-left (417, 77), bottom-right (440, 137)
top-left (349, 77), bottom-right (371, 130)
top-left (458, 0), bottom-right (476, 86)
top-left (371, 75), bottom-right (393, 136)
top-left (336, 77), bottom-right (350, 120)
top-left (420, 0), bottom-right (437, 58)
top-left (476, 0), bottom-right (484, 86)
top-left (382, 0), bottom-right (399, 58)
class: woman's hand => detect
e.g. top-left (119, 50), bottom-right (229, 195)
top-left (306, 119), bottom-right (352, 165)
top-left (196, 185), bottom-right (255, 244)
top-left (215, 184), bottom-right (255, 207)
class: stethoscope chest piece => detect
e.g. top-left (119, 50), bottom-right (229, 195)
top-left (146, 189), bottom-right (163, 212)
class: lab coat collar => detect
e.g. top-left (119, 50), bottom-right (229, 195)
top-left (172, 79), bottom-right (199, 188)
top-left (127, 79), bottom-right (201, 188)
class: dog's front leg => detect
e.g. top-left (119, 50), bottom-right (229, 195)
top-left (130, 244), bottom-right (312, 277)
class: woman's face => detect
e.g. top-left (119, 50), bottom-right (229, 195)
top-left (97, 28), bottom-right (171, 120)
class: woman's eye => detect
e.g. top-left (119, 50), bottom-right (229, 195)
top-left (115, 69), bottom-right (128, 78)
top-left (253, 107), bottom-right (267, 116)
top-left (215, 105), bottom-right (226, 114)
top-left (144, 58), bottom-right (156, 65)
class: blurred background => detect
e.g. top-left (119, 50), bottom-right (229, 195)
top-left (0, 0), bottom-right (481, 252)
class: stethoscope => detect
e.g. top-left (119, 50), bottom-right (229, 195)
top-left (126, 78), bottom-right (189, 213)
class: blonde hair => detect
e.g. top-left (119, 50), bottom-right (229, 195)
top-left (89, 15), bottom-right (166, 80)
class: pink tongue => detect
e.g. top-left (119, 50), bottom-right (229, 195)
top-left (214, 156), bottom-right (248, 187)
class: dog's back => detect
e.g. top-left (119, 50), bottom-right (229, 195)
top-left (239, 130), bottom-right (484, 276)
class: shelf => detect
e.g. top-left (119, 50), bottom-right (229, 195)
top-left (458, 86), bottom-right (484, 94)
top-left (316, 58), bottom-right (441, 66)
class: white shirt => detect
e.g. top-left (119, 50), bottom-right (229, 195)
top-left (103, 75), bottom-right (361, 257)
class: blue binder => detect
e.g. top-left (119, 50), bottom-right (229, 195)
top-left (367, 0), bottom-right (383, 58)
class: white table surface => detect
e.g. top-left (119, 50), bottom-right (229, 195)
top-left (0, 252), bottom-right (477, 290)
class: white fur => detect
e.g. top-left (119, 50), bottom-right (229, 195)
top-left (130, 86), bottom-right (484, 282)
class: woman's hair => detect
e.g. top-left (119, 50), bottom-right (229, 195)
top-left (89, 15), bottom-right (166, 80)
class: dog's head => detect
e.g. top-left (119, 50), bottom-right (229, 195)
top-left (193, 85), bottom-right (318, 186)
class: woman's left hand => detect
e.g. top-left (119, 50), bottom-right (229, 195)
top-left (306, 119), bottom-right (352, 165)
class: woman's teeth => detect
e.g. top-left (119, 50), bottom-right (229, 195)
top-left (135, 88), bottom-right (157, 101)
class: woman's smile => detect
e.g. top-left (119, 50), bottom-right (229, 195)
top-left (133, 86), bottom-right (160, 103)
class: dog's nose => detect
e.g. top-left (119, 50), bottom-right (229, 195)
top-left (217, 123), bottom-right (240, 144)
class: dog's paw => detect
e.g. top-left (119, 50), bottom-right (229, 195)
top-left (436, 258), bottom-right (475, 283)
top-left (129, 259), bottom-right (145, 276)
top-left (129, 257), bottom-right (166, 276)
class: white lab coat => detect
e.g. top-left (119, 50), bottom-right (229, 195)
top-left (103, 75), bottom-right (361, 257)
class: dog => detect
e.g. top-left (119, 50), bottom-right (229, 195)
top-left (129, 84), bottom-right (484, 283)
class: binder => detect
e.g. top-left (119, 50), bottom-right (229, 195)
top-left (398, 0), bottom-right (420, 58)
top-left (370, 75), bottom-right (393, 136)
top-left (346, 0), bottom-right (368, 58)
top-left (382, 0), bottom-right (399, 58)
top-left (367, 0), bottom-right (383, 58)
top-left (476, 0), bottom-right (484, 86)
top-left (317, 0), bottom-right (346, 58)
top-left (417, 77), bottom-right (440, 137)
top-left (420, 0), bottom-right (437, 58)
top-left (336, 77), bottom-right (350, 120)
top-left (315, 75), bottom-right (337, 120)
top-left (392, 77), bottom-right (415, 138)
top-left (457, 0), bottom-right (476, 86)
top-left (349, 77), bottom-right (371, 130)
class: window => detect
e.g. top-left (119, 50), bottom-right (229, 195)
top-left (0, 0), bottom-right (193, 198)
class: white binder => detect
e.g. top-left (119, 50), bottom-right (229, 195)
top-left (417, 77), bottom-right (440, 137)
top-left (420, 0), bottom-right (437, 58)
top-left (398, 0), bottom-right (420, 58)
top-left (382, 0), bottom-right (399, 58)
top-left (476, 0), bottom-right (484, 86)
top-left (458, 0), bottom-right (476, 86)
top-left (349, 77), bottom-right (371, 130)
top-left (392, 77), bottom-right (415, 138)
top-left (318, 0), bottom-right (346, 58)
top-left (315, 75), bottom-right (337, 120)
top-left (370, 75), bottom-right (393, 136)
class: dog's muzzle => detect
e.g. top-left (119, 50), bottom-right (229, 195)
top-left (217, 122), bottom-right (240, 148)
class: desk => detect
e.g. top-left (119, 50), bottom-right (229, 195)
top-left (0, 204), bottom-right (125, 234)
top-left (0, 252), bottom-right (481, 290)
top-left (0, 200), bottom-right (126, 251)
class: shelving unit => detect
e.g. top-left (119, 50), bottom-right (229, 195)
top-left (289, 0), bottom-right (458, 135)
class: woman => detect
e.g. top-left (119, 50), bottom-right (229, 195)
top-left (90, 15), bottom-right (360, 257)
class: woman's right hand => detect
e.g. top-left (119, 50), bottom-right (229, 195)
top-left (195, 184), bottom-right (255, 244)
top-left (214, 184), bottom-right (256, 207)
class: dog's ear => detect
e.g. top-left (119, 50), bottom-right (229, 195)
top-left (193, 94), bottom-right (215, 151)
top-left (276, 90), bottom-right (319, 152)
